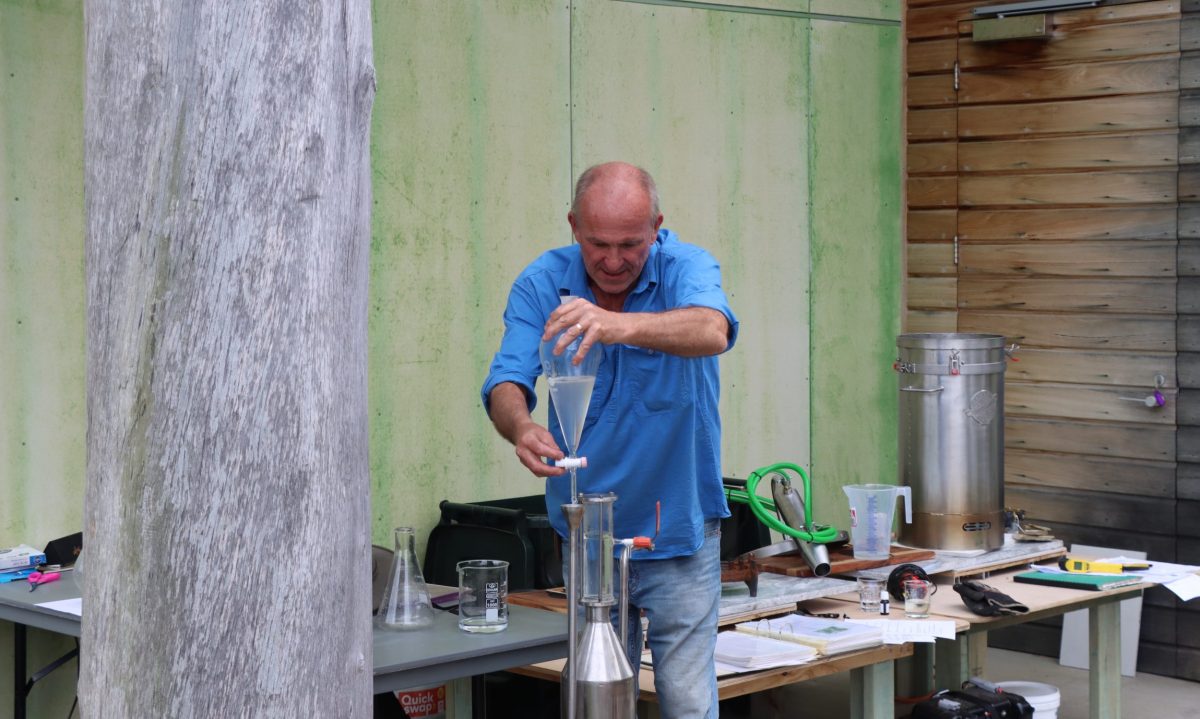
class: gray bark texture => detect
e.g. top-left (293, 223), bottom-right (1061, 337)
top-left (82, 2), bottom-right (376, 717)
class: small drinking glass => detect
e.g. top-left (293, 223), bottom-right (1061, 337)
top-left (903, 578), bottom-right (934, 618)
top-left (457, 560), bottom-right (509, 633)
top-left (858, 577), bottom-right (884, 612)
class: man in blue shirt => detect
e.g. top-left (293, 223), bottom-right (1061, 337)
top-left (482, 162), bottom-right (737, 718)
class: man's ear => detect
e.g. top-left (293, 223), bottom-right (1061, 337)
top-left (653, 213), bottom-right (664, 232)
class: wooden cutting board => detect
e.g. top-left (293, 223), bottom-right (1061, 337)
top-left (756, 544), bottom-right (935, 578)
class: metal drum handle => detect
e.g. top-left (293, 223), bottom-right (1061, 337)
top-left (900, 385), bottom-right (944, 393)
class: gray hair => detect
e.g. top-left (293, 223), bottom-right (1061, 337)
top-left (571, 162), bottom-right (661, 220)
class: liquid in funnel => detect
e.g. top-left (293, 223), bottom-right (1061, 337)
top-left (548, 375), bottom-right (595, 455)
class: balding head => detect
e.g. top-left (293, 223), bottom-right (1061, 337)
top-left (571, 162), bottom-right (661, 224)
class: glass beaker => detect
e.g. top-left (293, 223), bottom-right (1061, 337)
top-left (457, 559), bottom-right (509, 633)
top-left (580, 493), bottom-right (616, 604)
top-left (376, 527), bottom-right (434, 630)
top-left (843, 484), bottom-right (912, 560)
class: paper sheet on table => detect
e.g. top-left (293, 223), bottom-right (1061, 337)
top-left (36, 597), bottom-right (82, 616)
top-left (1164, 573), bottom-right (1200, 602)
top-left (846, 619), bottom-right (957, 644)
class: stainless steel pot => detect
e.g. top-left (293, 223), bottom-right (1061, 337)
top-left (895, 333), bottom-right (1007, 551)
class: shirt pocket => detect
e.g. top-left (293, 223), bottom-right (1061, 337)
top-left (625, 346), bottom-right (687, 416)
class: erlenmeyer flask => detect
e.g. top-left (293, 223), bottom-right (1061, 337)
top-left (375, 527), bottom-right (434, 630)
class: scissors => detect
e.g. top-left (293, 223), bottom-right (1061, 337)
top-left (28, 571), bottom-right (61, 592)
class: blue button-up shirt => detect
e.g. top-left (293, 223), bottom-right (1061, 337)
top-left (482, 229), bottom-right (738, 558)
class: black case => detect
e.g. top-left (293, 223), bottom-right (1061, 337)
top-left (910, 684), bottom-right (1034, 719)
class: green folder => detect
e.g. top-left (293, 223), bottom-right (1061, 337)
top-left (1012, 571), bottom-right (1143, 591)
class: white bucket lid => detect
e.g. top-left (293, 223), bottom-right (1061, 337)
top-left (995, 680), bottom-right (1060, 704)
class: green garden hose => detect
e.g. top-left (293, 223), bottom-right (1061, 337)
top-left (724, 462), bottom-right (840, 544)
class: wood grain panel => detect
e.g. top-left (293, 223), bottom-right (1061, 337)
top-left (1181, 426), bottom-right (1200, 461)
top-left (1007, 416), bottom-right (1175, 461)
top-left (1181, 126), bottom-right (1200, 163)
top-left (908, 176), bottom-right (957, 207)
top-left (909, 38), bottom-right (956, 74)
top-left (1181, 89), bottom-right (1200, 125)
top-left (908, 108), bottom-right (957, 141)
top-left (909, 142), bottom-right (957, 174)
top-left (1044, 0), bottom-right (1182, 27)
top-left (1007, 449), bottom-right (1175, 497)
top-left (907, 2), bottom-right (976, 40)
top-left (958, 208), bottom-right (1177, 240)
top-left (904, 310), bottom-right (957, 333)
top-left (1180, 165), bottom-right (1200, 200)
top-left (1181, 276), bottom-right (1200, 312)
top-left (959, 93), bottom-right (1178, 138)
top-left (959, 58), bottom-right (1179, 105)
top-left (909, 73), bottom-right (957, 108)
top-left (959, 171), bottom-right (1177, 207)
top-left (907, 276), bottom-right (958, 309)
top-left (1181, 240), bottom-right (1200, 274)
top-left (1180, 387), bottom-right (1200, 423)
top-left (1181, 204), bottom-right (1200, 238)
top-left (958, 310), bottom-right (1176, 350)
top-left (960, 19), bottom-right (1179, 71)
top-left (1186, 14), bottom-right (1200, 52)
top-left (959, 278), bottom-right (1175, 312)
top-left (958, 133), bottom-right (1177, 172)
top-left (959, 241), bottom-right (1176, 277)
top-left (1183, 53), bottom-right (1200, 90)
top-left (1006, 380), bottom-right (1177, 423)
top-left (1004, 347), bottom-right (1175, 386)
top-left (1006, 486), bottom-right (1176, 534)
top-left (1182, 316), bottom-right (1200, 351)
top-left (908, 209), bottom-right (957, 240)
top-left (1180, 351), bottom-right (1200, 386)
top-left (908, 242), bottom-right (956, 276)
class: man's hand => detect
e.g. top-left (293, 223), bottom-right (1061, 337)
top-left (544, 298), bottom-right (728, 361)
top-left (512, 419), bottom-right (567, 478)
top-left (489, 382), bottom-right (566, 478)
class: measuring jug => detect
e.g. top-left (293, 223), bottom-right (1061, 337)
top-left (843, 484), bottom-right (912, 560)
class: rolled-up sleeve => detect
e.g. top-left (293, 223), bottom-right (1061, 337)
top-left (481, 280), bottom-right (545, 416)
top-left (673, 247), bottom-right (739, 352)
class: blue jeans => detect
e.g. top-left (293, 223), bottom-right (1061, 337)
top-left (614, 519), bottom-right (721, 719)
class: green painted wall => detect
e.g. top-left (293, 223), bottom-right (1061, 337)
top-left (809, 18), bottom-right (903, 523)
top-left (0, 2), bottom-right (87, 714)
top-left (1, 0), bottom-right (900, 706)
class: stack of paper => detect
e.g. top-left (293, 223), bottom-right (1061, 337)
top-left (735, 614), bottom-right (884, 655)
top-left (714, 630), bottom-right (818, 670)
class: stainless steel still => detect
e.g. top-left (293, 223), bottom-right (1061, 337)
top-left (895, 333), bottom-right (1007, 551)
top-left (560, 493), bottom-right (639, 719)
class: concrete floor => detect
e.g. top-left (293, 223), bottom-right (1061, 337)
top-left (719, 647), bottom-right (1200, 718)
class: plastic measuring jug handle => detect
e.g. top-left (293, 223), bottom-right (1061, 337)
top-left (899, 486), bottom-right (912, 524)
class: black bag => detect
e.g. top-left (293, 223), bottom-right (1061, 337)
top-left (953, 579), bottom-right (1029, 617)
top-left (910, 681), bottom-right (1034, 719)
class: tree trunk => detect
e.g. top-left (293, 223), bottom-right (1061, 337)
top-left (81, 2), bottom-right (375, 716)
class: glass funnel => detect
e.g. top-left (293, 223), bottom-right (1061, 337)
top-left (375, 527), bottom-right (434, 630)
top-left (539, 326), bottom-right (601, 457)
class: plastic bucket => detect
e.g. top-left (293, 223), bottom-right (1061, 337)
top-left (995, 681), bottom-right (1060, 719)
top-left (843, 484), bottom-right (912, 560)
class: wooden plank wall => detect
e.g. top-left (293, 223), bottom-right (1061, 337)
top-left (1179, 0), bottom-right (1200, 684)
top-left (907, 0), bottom-right (1195, 680)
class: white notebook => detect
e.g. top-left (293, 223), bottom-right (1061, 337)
top-left (735, 614), bottom-right (883, 655)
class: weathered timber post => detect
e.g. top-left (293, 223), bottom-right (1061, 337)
top-left (82, 2), bottom-right (375, 716)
